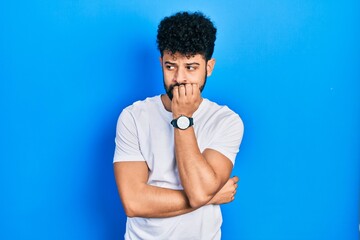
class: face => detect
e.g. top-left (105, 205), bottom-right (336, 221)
top-left (160, 51), bottom-right (215, 100)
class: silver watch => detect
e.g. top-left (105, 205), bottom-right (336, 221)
top-left (171, 115), bottom-right (194, 130)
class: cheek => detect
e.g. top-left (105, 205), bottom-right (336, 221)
top-left (164, 71), bottom-right (176, 83)
top-left (191, 71), bottom-right (206, 83)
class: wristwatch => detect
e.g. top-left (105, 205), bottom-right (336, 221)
top-left (171, 115), bottom-right (194, 130)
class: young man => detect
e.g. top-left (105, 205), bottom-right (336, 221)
top-left (114, 11), bottom-right (244, 239)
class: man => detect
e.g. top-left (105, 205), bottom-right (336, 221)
top-left (114, 11), bottom-right (244, 239)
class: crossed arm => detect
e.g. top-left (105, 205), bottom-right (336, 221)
top-left (114, 117), bottom-right (238, 218)
top-left (114, 84), bottom-right (240, 218)
top-left (114, 161), bottom-right (194, 218)
top-left (114, 156), bottom-right (238, 218)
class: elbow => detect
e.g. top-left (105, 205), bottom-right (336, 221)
top-left (122, 202), bottom-right (136, 218)
top-left (187, 183), bottom-right (221, 208)
top-left (122, 195), bottom-right (153, 218)
top-left (125, 211), bottom-right (136, 218)
top-left (188, 194), bottom-right (213, 209)
top-left (125, 210), bottom-right (137, 218)
top-left (119, 185), bottom-right (149, 218)
top-left (122, 199), bottom-right (142, 218)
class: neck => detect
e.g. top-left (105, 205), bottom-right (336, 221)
top-left (161, 94), bottom-right (172, 112)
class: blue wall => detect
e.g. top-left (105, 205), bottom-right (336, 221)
top-left (1, 1), bottom-right (359, 239)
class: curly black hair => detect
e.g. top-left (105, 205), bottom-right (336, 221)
top-left (156, 11), bottom-right (217, 61)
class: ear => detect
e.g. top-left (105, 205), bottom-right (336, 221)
top-left (206, 58), bottom-right (216, 77)
top-left (159, 56), bottom-right (163, 67)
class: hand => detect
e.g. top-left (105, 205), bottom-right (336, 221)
top-left (207, 176), bottom-right (239, 205)
top-left (171, 83), bottom-right (202, 118)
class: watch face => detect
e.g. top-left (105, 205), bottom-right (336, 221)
top-left (177, 116), bottom-right (190, 130)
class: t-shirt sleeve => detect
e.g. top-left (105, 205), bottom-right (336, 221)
top-left (207, 113), bottom-right (244, 165)
top-left (113, 109), bottom-right (145, 163)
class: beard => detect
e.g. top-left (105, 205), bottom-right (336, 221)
top-left (164, 75), bottom-right (207, 101)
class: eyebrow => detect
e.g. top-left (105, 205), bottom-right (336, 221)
top-left (164, 61), bottom-right (200, 66)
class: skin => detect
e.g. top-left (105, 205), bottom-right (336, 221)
top-left (114, 51), bottom-right (239, 218)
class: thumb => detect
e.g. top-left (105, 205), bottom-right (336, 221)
top-left (232, 176), bottom-right (240, 183)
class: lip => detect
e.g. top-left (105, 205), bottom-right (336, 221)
top-left (168, 83), bottom-right (186, 95)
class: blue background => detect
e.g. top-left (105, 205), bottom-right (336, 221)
top-left (1, 1), bottom-right (359, 239)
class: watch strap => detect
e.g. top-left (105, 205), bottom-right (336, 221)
top-left (171, 115), bottom-right (194, 129)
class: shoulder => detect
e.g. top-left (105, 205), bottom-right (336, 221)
top-left (123, 95), bottom-right (160, 114)
top-left (198, 99), bottom-right (244, 163)
top-left (119, 95), bottom-right (164, 121)
top-left (201, 99), bottom-right (244, 129)
top-left (116, 95), bottom-right (161, 126)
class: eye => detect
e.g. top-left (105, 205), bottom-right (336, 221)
top-left (187, 66), bottom-right (197, 71)
top-left (165, 65), bottom-right (175, 70)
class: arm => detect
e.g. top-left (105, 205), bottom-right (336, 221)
top-left (172, 84), bottom-right (239, 208)
top-left (114, 161), bottom-right (195, 218)
top-left (113, 109), bottom-right (195, 218)
top-left (114, 98), bottom-right (240, 217)
top-left (114, 161), bottom-right (239, 218)
top-left (208, 176), bottom-right (239, 205)
top-left (174, 131), bottom-right (233, 208)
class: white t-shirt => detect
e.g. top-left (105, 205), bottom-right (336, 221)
top-left (114, 95), bottom-right (244, 240)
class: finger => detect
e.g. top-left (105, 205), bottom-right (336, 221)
top-left (232, 176), bottom-right (239, 184)
top-left (234, 183), bottom-right (238, 189)
top-left (173, 86), bottom-right (179, 100)
top-left (192, 83), bottom-right (199, 90)
top-left (192, 83), bottom-right (200, 97)
top-left (185, 83), bottom-right (193, 96)
top-left (179, 84), bottom-right (186, 97)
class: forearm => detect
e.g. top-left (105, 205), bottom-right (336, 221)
top-left (114, 162), bottom-right (198, 218)
top-left (126, 184), bottom-right (196, 218)
top-left (170, 84), bottom-right (233, 208)
top-left (174, 127), bottom-right (223, 207)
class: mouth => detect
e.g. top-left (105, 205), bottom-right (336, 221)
top-left (166, 83), bottom-right (186, 100)
top-left (169, 83), bottom-right (186, 92)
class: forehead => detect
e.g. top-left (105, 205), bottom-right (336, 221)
top-left (162, 51), bottom-right (205, 63)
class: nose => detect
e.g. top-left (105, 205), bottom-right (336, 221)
top-left (174, 67), bottom-right (187, 84)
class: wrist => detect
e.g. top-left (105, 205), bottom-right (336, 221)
top-left (171, 115), bottom-right (194, 130)
top-left (206, 198), bottom-right (214, 205)
top-left (172, 112), bottom-right (193, 119)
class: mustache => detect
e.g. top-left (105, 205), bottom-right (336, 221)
top-left (168, 83), bottom-right (186, 93)
top-left (166, 83), bottom-right (186, 100)
top-left (165, 79), bottom-right (207, 101)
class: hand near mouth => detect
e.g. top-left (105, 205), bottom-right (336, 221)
top-left (171, 83), bottom-right (202, 119)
